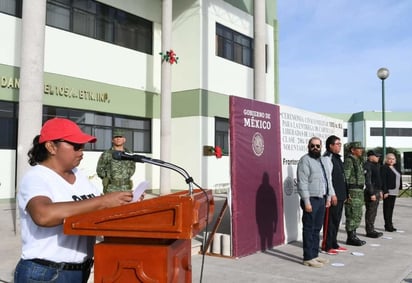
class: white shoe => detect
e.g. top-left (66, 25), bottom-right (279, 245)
top-left (314, 257), bottom-right (329, 264)
top-left (303, 259), bottom-right (323, 268)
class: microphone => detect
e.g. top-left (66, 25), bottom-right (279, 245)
top-left (112, 151), bottom-right (148, 163)
top-left (112, 151), bottom-right (194, 194)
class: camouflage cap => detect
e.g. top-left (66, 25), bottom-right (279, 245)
top-left (112, 128), bottom-right (124, 137)
top-left (348, 141), bottom-right (363, 150)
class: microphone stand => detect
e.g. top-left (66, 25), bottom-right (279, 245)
top-left (141, 156), bottom-right (211, 283)
top-left (139, 156), bottom-right (194, 195)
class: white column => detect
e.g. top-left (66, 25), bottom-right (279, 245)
top-left (254, 0), bottom-right (266, 102)
top-left (160, 0), bottom-right (172, 195)
top-left (16, 0), bottom-right (47, 228)
top-left (273, 19), bottom-right (279, 104)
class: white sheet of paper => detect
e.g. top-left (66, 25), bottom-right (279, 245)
top-left (331, 263), bottom-right (345, 267)
top-left (351, 252), bottom-right (364, 256)
top-left (132, 181), bottom-right (149, 202)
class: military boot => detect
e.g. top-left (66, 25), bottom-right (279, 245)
top-left (353, 230), bottom-right (366, 245)
top-left (346, 231), bottom-right (366, 246)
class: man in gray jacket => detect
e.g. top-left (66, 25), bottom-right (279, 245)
top-left (297, 137), bottom-right (335, 268)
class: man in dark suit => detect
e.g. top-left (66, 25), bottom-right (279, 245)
top-left (322, 135), bottom-right (348, 255)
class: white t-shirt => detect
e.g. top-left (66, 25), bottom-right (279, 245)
top-left (18, 165), bottom-right (101, 263)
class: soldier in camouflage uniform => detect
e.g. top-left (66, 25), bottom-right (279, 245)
top-left (96, 129), bottom-right (136, 193)
top-left (344, 141), bottom-right (366, 246)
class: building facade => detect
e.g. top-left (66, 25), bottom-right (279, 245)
top-left (0, 0), bottom-right (279, 200)
top-left (326, 111), bottom-right (412, 172)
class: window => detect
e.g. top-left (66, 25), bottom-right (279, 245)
top-left (43, 106), bottom-right (152, 152)
top-left (46, 1), bottom-right (70, 31)
top-left (1, 0), bottom-right (153, 54)
top-left (0, 0), bottom-right (22, 17)
top-left (370, 127), bottom-right (412, 137)
top-left (73, 1), bottom-right (96, 37)
top-left (215, 117), bottom-right (229, 155)
top-left (96, 5), bottom-right (114, 42)
top-left (0, 101), bottom-right (17, 149)
top-left (46, 0), bottom-right (153, 54)
top-left (216, 23), bottom-right (253, 68)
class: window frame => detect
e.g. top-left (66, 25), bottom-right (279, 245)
top-left (216, 23), bottom-right (254, 68)
top-left (215, 117), bottom-right (229, 155)
top-left (0, 101), bottom-right (18, 149)
top-left (370, 127), bottom-right (412, 137)
top-left (1, 0), bottom-right (153, 54)
top-left (43, 106), bottom-right (152, 153)
top-left (45, 0), bottom-right (153, 54)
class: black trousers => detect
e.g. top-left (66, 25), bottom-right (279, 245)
top-left (322, 199), bottom-right (344, 251)
top-left (365, 199), bottom-right (379, 233)
top-left (383, 195), bottom-right (397, 229)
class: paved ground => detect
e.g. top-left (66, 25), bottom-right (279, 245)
top-left (2, 196), bottom-right (412, 283)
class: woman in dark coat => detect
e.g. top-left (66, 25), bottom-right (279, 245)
top-left (381, 153), bottom-right (402, 232)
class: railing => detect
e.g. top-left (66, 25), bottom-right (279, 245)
top-left (399, 183), bottom-right (412, 197)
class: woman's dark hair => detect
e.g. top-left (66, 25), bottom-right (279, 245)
top-left (28, 135), bottom-right (50, 166)
top-left (325, 135), bottom-right (340, 152)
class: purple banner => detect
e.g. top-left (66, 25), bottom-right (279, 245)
top-left (230, 96), bottom-right (284, 257)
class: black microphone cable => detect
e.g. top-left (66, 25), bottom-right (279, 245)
top-left (114, 151), bottom-right (212, 281)
top-left (142, 160), bottom-right (211, 282)
top-left (192, 181), bottom-right (211, 283)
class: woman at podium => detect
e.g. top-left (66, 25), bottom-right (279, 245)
top-left (14, 118), bottom-right (133, 283)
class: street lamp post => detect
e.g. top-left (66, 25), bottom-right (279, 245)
top-left (377, 67), bottom-right (389, 159)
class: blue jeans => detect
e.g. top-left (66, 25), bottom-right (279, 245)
top-left (301, 197), bottom-right (325, 261)
top-left (14, 259), bottom-right (91, 283)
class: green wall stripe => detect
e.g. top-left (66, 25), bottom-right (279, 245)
top-left (2, 63), bottom-right (231, 119)
top-left (172, 89), bottom-right (229, 118)
top-left (1, 63), bottom-right (160, 118)
top-left (324, 111), bottom-right (412, 122)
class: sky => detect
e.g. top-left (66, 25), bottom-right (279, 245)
top-left (277, 0), bottom-right (412, 113)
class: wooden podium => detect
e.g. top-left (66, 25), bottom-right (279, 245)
top-left (64, 189), bottom-right (214, 283)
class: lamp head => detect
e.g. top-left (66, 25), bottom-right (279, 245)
top-left (377, 67), bottom-right (389, 80)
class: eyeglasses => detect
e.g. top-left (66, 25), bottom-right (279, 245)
top-left (55, 140), bottom-right (85, 151)
top-left (310, 144), bottom-right (321, 149)
top-left (333, 142), bottom-right (342, 146)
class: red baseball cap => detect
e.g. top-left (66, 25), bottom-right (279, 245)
top-left (39, 118), bottom-right (97, 144)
